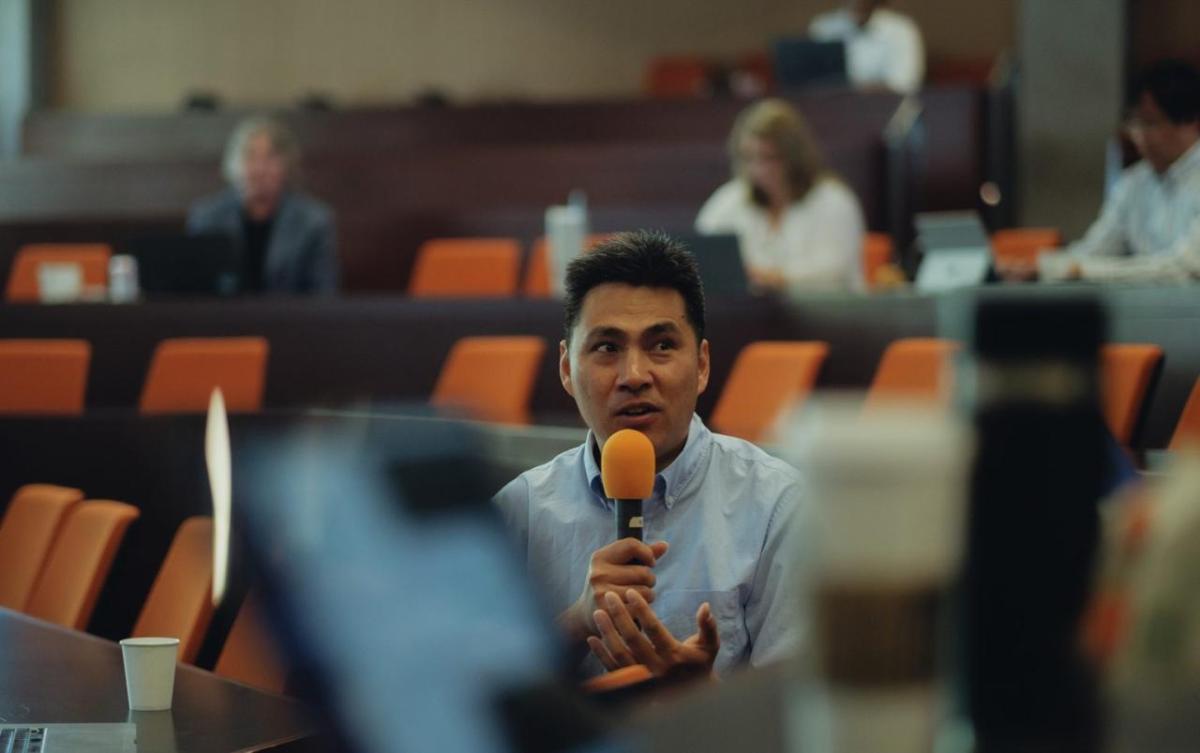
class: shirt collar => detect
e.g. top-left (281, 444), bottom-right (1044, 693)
top-left (583, 414), bottom-right (712, 511)
top-left (1165, 138), bottom-right (1200, 184)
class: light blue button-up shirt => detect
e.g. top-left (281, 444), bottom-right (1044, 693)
top-left (494, 414), bottom-right (808, 677)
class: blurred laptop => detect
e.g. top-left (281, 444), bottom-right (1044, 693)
top-left (122, 233), bottom-right (240, 297)
top-left (677, 233), bottom-right (750, 297)
top-left (913, 211), bottom-right (994, 293)
top-left (229, 411), bottom-right (611, 753)
top-left (0, 724), bottom-right (135, 753)
top-left (772, 38), bottom-right (847, 90)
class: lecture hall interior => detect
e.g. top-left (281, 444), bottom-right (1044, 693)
top-left (1, 1), bottom-right (1200, 751)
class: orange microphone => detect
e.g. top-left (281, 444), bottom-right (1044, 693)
top-left (601, 429), bottom-right (656, 541)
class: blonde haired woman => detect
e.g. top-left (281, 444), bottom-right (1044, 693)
top-left (695, 99), bottom-right (865, 292)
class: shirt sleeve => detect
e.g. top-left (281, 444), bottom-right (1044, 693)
top-left (695, 180), bottom-right (745, 235)
top-left (744, 475), bottom-right (810, 667)
top-left (1064, 173), bottom-right (1133, 260)
top-left (781, 182), bottom-right (865, 289)
top-left (1079, 210), bottom-right (1200, 282)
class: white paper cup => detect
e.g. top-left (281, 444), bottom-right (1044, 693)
top-left (120, 637), bottom-right (179, 711)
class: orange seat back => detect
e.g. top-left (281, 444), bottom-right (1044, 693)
top-left (1100, 343), bottom-right (1164, 446)
top-left (6, 244), bottom-right (112, 302)
top-left (0, 339), bottom-right (91, 415)
top-left (25, 500), bottom-right (140, 629)
top-left (644, 56), bottom-right (711, 98)
top-left (0, 484), bottom-right (84, 609)
top-left (710, 341), bottom-right (830, 443)
top-left (865, 338), bottom-right (961, 411)
top-left (523, 234), bottom-right (614, 297)
top-left (409, 238), bottom-right (521, 298)
top-left (991, 228), bottom-right (1062, 266)
top-left (1169, 377), bottom-right (1200, 451)
top-left (132, 516), bottom-right (214, 664)
top-left (214, 592), bottom-right (287, 693)
top-left (139, 337), bottom-right (268, 414)
top-left (431, 336), bottom-right (546, 425)
top-left (863, 233), bottom-right (895, 288)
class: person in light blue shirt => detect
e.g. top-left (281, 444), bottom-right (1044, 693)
top-left (494, 231), bottom-right (806, 680)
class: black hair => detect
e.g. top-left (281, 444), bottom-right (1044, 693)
top-left (1133, 59), bottom-right (1200, 125)
top-left (562, 230), bottom-right (706, 344)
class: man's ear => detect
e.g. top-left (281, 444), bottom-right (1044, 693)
top-left (697, 339), bottom-right (711, 395)
top-left (559, 339), bottom-right (575, 397)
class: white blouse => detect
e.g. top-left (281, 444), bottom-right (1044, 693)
top-left (808, 8), bottom-right (926, 96)
top-left (694, 177), bottom-right (866, 292)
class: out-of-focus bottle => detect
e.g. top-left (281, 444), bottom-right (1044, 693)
top-left (961, 294), bottom-right (1107, 753)
top-left (108, 254), bottom-right (140, 303)
top-left (545, 190), bottom-right (589, 298)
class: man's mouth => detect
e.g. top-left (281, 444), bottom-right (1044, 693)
top-left (615, 402), bottom-right (660, 418)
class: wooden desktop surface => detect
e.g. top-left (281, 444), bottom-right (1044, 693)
top-left (0, 607), bottom-right (321, 752)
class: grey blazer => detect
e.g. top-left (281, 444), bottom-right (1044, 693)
top-left (186, 188), bottom-right (339, 294)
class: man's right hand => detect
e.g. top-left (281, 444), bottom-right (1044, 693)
top-left (558, 538), bottom-right (668, 643)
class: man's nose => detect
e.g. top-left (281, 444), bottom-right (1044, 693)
top-left (617, 350), bottom-right (652, 390)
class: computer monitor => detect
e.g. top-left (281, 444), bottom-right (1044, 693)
top-left (122, 233), bottom-right (241, 297)
top-left (914, 212), bottom-right (994, 293)
top-left (772, 38), bottom-right (847, 90)
top-left (677, 233), bottom-right (751, 297)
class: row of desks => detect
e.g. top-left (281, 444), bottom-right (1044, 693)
top-left (1, 285), bottom-right (1197, 448)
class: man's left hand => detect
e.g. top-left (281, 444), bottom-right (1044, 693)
top-left (586, 589), bottom-right (720, 680)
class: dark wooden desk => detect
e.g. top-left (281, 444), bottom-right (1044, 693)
top-left (0, 607), bottom-right (320, 752)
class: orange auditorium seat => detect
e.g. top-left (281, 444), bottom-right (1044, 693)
top-left (215, 592), bottom-right (288, 693)
top-left (0, 339), bottom-right (91, 414)
top-left (864, 338), bottom-right (961, 411)
top-left (5, 243), bottom-right (112, 302)
top-left (25, 500), bottom-right (140, 630)
top-left (139, 337), bottom-right (268, 414)
top-left (644, 56), bottom-right (712, 98)
top-left (1100, 344), bottom-right (1164, 446)
top-left (431, 336), bottom-right (546, 425)
top-left (131, 516), bottom-right (215, 664)
top-left (0, 484), bottom-right (84, 610)
top-left (1169, 376), bottom-right (1200, 451)
top-left (991, 228), bottom-right (1062, 268)
top-left (409, 238), bottom-right (521, 298)
top-left (710, 341), bottom-right (829, 443)
top-left (522, 234), bottom-right (614, 297)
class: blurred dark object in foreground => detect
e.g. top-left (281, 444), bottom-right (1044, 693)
top-left (963, 294), bottom-right (1108, 752)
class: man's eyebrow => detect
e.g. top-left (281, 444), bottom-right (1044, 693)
top-left (583, 326), bottom-right (627, 341)
top-left (643, 321), bottom-right (683, 337)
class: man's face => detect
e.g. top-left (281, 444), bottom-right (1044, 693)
top-left (561, 283), bottom-right (710, 469)
top-left (240, 131), bottom-right (288, 209)
top-left (1127, 92), bottom-right (1200, 174)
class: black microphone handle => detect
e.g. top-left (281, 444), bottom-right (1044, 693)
top-left (615, 499), bottom-right (644, 541)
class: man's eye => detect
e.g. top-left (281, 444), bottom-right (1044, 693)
top-left (592, 342), bottom-right (617, 353)
top-left (654, 340), bottom-right (677, 351)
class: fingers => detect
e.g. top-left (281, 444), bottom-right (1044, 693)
top-left (695, 602), bottom-right (720, 652)
top-left (624, 588), bottom-right (677, 654)
top-left (649, 540), bottom-right (669, 559)
top-left (594, 608), bottom-right (637, 668)
top-left (587, 636), bottom-right (619, 671)
top-left (599, 538), bottom-right (669, 567)
top-left (607, 565), bottom-right (657, 588)
top-left (603, 592), bottom-right (663, 671)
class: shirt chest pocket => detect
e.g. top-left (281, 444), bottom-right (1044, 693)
top-left (652, 589), bottom-right (747, 663)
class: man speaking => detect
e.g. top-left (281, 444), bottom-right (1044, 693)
top-left (494, 231), bottom-right (806, 679)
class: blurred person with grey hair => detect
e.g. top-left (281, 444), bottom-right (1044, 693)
top-left (187, 116), bottom-right (339, 293)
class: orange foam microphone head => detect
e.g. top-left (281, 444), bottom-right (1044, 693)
top-left (602, 430), bottom-right (656, 541)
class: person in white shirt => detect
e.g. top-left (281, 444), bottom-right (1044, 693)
top-left (1037, 60), bottom-right (1200, 283)
top-left (808, 0), bottom-right (925, 96)
top-left (695, 99), bottom-right (866, 293)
